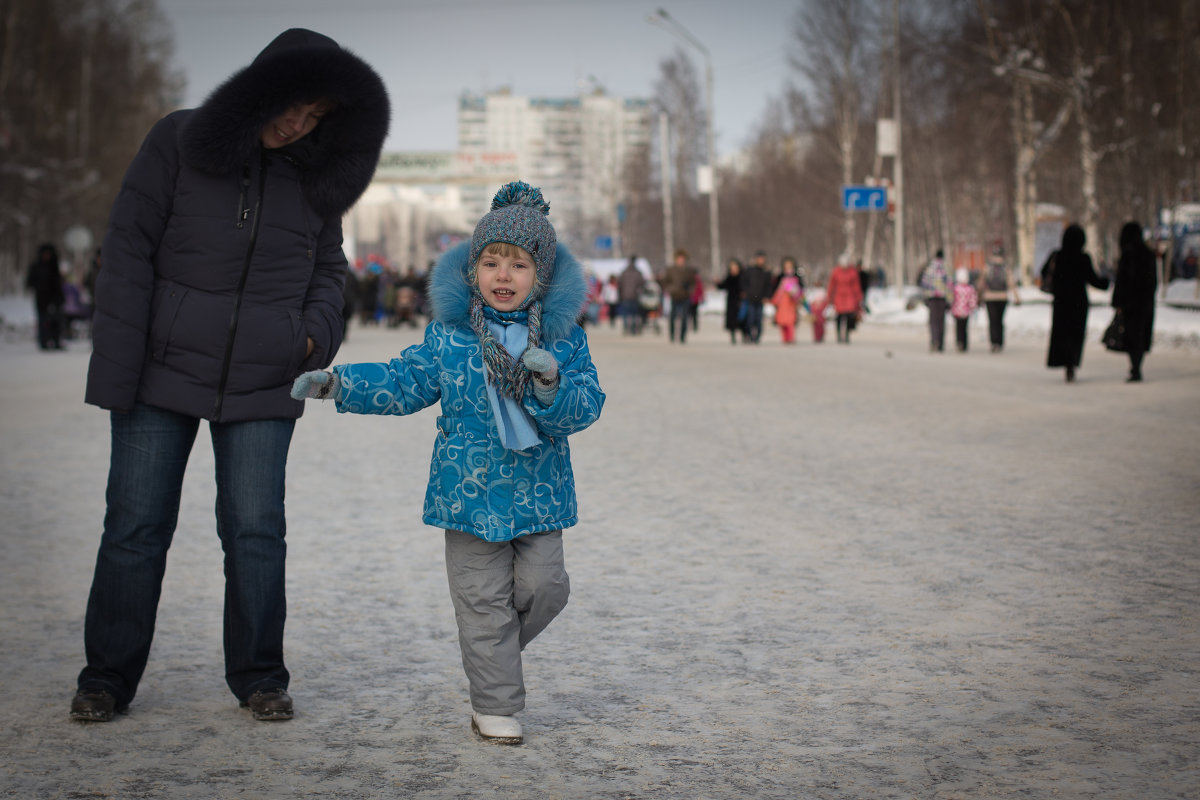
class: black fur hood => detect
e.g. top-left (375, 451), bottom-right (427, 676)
top-left (179, 28), bottom-right (390, 220)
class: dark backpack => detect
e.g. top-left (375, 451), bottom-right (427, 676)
top-left (985, 263), bottom-right (1007, 292)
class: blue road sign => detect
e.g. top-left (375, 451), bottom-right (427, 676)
top-left (841, 185), bottom-right (888, 211)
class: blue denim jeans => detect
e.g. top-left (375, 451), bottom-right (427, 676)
top-left (78, 403), bottom-right (295, 706)
top-left (743, 301), bottom-right (764, 342)
top-left (669, 300), bottom-right (691, 342)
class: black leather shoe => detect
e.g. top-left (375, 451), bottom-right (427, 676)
top-left (70, 688), bottom-right (124, 722)
top-left (241, 688), bottom-right (293, 721)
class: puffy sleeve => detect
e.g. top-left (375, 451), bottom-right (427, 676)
top-left (85, 114), bottom-right (181, 411)
top-left (523, 326), bottom-right (605, 438)
top-left (332, 323), bottom-right (444, 416)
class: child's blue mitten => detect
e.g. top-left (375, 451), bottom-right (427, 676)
top-left (291, 370), bottom-right (339, 401)
top-left (522, 347), bottom-right (559, 405)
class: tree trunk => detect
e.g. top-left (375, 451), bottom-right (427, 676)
top-left (1014, 83), bottom-right (1038, 285)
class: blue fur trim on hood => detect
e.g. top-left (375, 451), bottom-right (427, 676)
top-left (427, 240), bottom-right (587, 343)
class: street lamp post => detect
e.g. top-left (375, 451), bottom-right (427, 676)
top-left (649, 8), bottom-right (721, 281)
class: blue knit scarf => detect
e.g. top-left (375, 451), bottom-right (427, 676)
top-left (479, 308), bottom-right (541, 451)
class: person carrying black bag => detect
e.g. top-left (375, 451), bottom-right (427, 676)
top-left (1111, 221), bottom-right (1157, 382)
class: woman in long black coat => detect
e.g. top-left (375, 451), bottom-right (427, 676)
top-left (716, 257), bottom-right (744, 344)
top-left (1111, 221), bottom-right (1157, 382)
top-left (25, 242), bottom-right (64, 349)
top-left (1043, 223), bottom-right (1109, 382)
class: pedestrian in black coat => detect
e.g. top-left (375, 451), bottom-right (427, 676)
top-left (716, 257), bottom-right (743, 344)
top-left (1043, 224), bottom-right (1109, 382)
top-left (1111, 221), bottom-right (1157, 382)
top-left (71, 28), bottom-right (390, 725)
top-left (25, 242), bottom-right (64, 350)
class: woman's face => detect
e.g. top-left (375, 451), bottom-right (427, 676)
top-left (260, 100), bottom-right (334, 149)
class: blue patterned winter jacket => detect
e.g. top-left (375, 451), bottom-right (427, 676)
top-left (331, 241), bottom-right (604, 541)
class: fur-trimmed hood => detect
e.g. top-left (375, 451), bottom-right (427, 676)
top-left (179, 28), bottom-right (390, 220)
top-left (426, 240), bottom-right (588, 342)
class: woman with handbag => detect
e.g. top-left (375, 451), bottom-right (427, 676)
top-left (1111, 221), bottom-right (1157, 382)
top-left (1043, 224), bottom-right (1109, 383)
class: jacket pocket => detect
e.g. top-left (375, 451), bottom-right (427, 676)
top-left (148, 283), bottom-right (188, 362)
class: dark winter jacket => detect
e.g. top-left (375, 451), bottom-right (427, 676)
top-left (85, 29), bottom-right (390, 421)
top-left (1112, 222), bottom-right (1157, 356)
top-left (617, 263), bottom-right (646, 303)
top-left (740, 264), bottom-right (772, 303)
top-left (662, 262), bottom-right (698, 303)
top-left (1044, 224), bottom-right (1109, 368)
top-left (716, 270), bottom-right (741, 332)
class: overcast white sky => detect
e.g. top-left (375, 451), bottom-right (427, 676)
top-left (157, 0), bottom-right (800, 157)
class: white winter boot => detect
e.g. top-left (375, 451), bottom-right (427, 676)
top-left (471, 712), bottom-right (523, 744)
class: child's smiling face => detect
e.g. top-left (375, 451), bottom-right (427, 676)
top-left (476, 244), bottom-right (536, 312)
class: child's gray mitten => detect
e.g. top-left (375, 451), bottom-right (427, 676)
top-left (291, 370), bottom-right (339, 401)
top-left (522, 347), bottom-right (560, 405)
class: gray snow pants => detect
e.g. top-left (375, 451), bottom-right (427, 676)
top-left (444, 529), bottom-right (570, 715)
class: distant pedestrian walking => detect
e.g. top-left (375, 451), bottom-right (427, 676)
top-left (808, 288), bottom-right (829, 343)
top-left (920, 249), bottom-right (950, 352)
top-left (25, 243), bottom-right (65, 350)
top-left (770, 256), bottom-right (805, 345)
top-left (977, 244), bottom-right (1018, 352)
top-left (601, 274), bottom-right (620, 327)
top-left (1111, 221), bottom-right (1157, 382)
top-left (716, 258), bottom-right (743, 344)
top-left (950, 267), bottom-right (978, 351)
top-left (617, 256), bottom-right (646, 335)
top-left (663, 249), bottom-right (698, 344)
top-left (1043, 223), bottom-right (1109, 382)
top-left (740, 251), bottom-right (772, 343)
top-left (827, 258), bottom-right (863, 344)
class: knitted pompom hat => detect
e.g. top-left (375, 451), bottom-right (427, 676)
top-left (468, 181), bottom-right (557, 301)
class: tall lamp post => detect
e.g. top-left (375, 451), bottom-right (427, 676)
top-left (649, 8), bottom-right (721, 281)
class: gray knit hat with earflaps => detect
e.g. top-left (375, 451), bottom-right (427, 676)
top-left (468, 181), bottom-right (557, 302)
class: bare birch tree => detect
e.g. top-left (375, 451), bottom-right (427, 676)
top-left (0, 0), bottom-right (179, 290)
top-left (787, 0), bottom-right (880, 264)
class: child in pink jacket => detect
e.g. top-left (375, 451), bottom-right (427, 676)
top-left (950, 267), bottom-right (979, 352)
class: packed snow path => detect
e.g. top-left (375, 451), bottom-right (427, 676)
top-left (2, 317), bottom-right (1197, 799)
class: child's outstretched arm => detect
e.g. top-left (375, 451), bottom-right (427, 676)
top-left (292, 324), bottom-right (444, 416)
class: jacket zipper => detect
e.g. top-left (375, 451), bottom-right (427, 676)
top-left (235, 165), bottom-right (250, 228)
top-left (213, 157), bottom-right (267, 419)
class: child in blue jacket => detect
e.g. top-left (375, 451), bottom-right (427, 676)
top-left (292, 182), bottom-right (605, 744)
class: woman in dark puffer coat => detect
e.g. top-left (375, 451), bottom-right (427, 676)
top-left (72, 29), bottom-right (389, 724)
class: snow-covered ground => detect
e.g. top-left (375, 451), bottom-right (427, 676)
top-left (1, 292), bottom-right (1198, 799)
